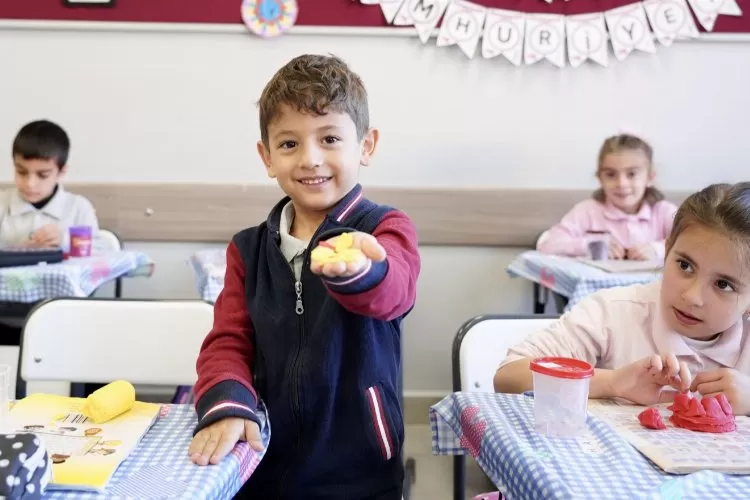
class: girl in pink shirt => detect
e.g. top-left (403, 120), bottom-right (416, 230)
top-left (497, 182), bottom-right (750, 415)
top-left (537, 134), bottom-right (678, 261)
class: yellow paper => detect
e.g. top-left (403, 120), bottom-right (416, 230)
top-left (8, 392), bottom-right (160, 492)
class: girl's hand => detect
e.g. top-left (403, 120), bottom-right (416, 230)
top-left (608, 240), bottom-right (625, 260)
top-left (690, 369), bottom-right (750, 416)
top-left (626, 244), bottom-right (657, 261)
top-left (612, 354), bottom-right (691, 405)
top-left (310, 232), bottom-right (386, 278)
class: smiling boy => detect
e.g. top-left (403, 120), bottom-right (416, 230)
top-left (189, 54), bottom-right (421, 500)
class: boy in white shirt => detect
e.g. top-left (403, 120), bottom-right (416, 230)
top-left (1, 120), bottom-right (98, 250)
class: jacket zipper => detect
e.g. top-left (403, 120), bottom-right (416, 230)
top-left (277, 229), bottom-right (320, 498)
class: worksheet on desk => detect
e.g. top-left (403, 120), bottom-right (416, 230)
top-left (589, 400), bottom-right (750, 474)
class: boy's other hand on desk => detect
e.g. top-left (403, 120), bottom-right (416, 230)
top-left (29, 224), bottom-right (62, 248)
top-left (310, 232), bottom-right (386, 278)
top-left (189, 418), bottom-right (263, 466)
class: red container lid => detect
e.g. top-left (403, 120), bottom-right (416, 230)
top-left (530, 357), bottom-right (594, 380)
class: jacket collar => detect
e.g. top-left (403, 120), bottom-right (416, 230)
top-left (266, 184), bottom-right (364, 233)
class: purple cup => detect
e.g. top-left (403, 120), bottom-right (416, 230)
top-left (586, 231), bottom-right (610, 261)
top-left (69, 225), bottom-right (93, 257)
top-left (588, 240), bottom-right (608, 261)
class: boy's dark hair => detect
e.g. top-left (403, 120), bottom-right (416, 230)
top-left (258, 54), bottom-right (369, 148)
top-left (12, 120), bottom-right (70, 169)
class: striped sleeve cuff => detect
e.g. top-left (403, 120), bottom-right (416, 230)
top-left (194, 380), bottom-right (260, 435)
top-left (322, 259), bottom-right (389, 295)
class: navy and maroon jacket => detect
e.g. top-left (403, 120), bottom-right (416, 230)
top-left (193, 185), bottom-right (421, 499)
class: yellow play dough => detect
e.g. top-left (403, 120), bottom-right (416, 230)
top-left (311, 233), bottom-right (365, 265)
top-left (82, 380), bottom-right (136, 424)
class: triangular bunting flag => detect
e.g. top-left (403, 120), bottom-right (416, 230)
top-left (720, 0), bottom-right (742, 16)
top-left (566, 13), bottom-right (608, 67)
top-left (524, 14), bottom-right (566, 68)
top-left (605, 3), bottom-right (656, 61)
top-left (687, 0), bottom-right (723, 30)
top-left (394, 0), bottom-right (450, 44)
top-left (482, 9), bottom-right (525, 66)
top-left (437, 1), bottom-right (487, 58)
top-left (644, 0), bottom-right (699, 46)
top-left (379, 0), bottom-right (406, 23)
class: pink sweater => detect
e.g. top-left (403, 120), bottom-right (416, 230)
top-left (500, 281), bottom-right (750, 375)
top-left (537, 199), bottom-right (678, 260)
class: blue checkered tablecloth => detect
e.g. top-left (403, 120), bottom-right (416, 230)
top-left (46, 403), bottom-right (270, 499)
top-left (431, 392), bottom-right (750, 499)
top-left (507, 251), bottom-right (661, 309)
top-left (190, 250), bottom-right (225, 303)
top-left (0, 251), bottom-right (153, 303)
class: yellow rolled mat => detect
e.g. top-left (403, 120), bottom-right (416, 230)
top-left (82, 380), bottom-right (136, 424)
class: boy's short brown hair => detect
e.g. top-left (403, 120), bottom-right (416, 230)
top-left (258, 54), bottom-right (369, 148)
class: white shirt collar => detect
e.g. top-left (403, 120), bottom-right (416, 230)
top-left (278, 201), bottom-right (308, 264)
top-left (8, 185), bottom-right (67, 220)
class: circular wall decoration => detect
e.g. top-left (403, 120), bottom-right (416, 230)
top-left (242, 0), bottom-right (298, 37)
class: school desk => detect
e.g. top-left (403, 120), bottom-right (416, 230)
top-left (0, 251), bottom-right (153, 304)
top-left (506, 251), bottom-right (661, 312)
top-left (190, 249), bottom-right (225, 303)
top-left (0, 251), bottom-right (154, 398)
top-left (43, 403), bottom-right (270, 500)
top-left (431, 392), bottom-right (750, 500)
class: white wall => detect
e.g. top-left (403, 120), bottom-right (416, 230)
top-left (0, 25), bottom-right (748, 394)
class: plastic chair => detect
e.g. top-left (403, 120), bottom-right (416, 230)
top-left (451, 314), bottom-right (558, 500)
top-left (532, 231), bottom-right (550, 314)
top-left (96, 229), bottom-right (124, 298)
top-left (18, 298), bottom-right (212, 398)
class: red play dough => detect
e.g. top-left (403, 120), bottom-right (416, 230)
top-left (640, 393), bottom-right (736, 433)
top-left (638, 407), bottom-right (667, 430)
top-left (670, 394), bottom-right (736, 433)
top-left (717, 394), bottom-right (733, 415)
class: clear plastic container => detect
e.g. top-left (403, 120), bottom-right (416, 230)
top-left (586, 231), bottom-right (610, 261)
top-left (530, 357), bottom-right (594, 438)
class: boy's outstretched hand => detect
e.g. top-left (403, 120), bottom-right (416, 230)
top-left (310, 232), bottom-right (386, 278)
top-left (189, 418), bottom-right (264, 466)
top-left (612, 354), bottom-right (691, 405)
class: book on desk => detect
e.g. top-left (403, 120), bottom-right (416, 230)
top-left (7, 393), bottom-right (160, 492)
top-left (0, 248), bottom-right (64, 268)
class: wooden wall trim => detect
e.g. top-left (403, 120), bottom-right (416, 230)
top-left (4, 183), bottom-right (690, 246)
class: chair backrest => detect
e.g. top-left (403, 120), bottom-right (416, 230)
top-left (452, 315), bottom-right (558, 392)
top-left (21, 298), bottom-right (213, 386)
top-left (95, 229), bottom-right (123, 253)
